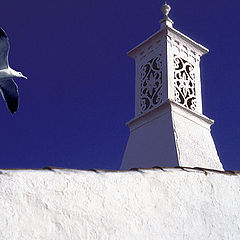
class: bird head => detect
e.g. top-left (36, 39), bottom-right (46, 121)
top-left (17, 71), bottom-right (27, 79)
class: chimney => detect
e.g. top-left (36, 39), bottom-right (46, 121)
top-left (121, 3), bottom-right (223, 170)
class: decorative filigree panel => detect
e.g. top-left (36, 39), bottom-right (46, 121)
top-left (173, 55), bottom-right (196, 111)
top-left (140, 55), bottom-right (163, 114)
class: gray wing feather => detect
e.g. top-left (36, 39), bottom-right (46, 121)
top-left (0, 78), bottom-right (19, 114)
top-left (0, 28), bottom-right (9, 70)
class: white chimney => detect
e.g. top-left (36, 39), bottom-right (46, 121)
top-left (121, 3), bottom-right (223, 170)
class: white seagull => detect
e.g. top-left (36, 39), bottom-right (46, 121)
top-left (0, 27), bottom-right (27, 114)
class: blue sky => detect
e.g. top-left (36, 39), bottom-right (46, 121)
top-left (0, 0), bottom-right (239, 170)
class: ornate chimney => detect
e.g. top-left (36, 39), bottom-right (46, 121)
top-left (121, 3), bottom-right (223, 170)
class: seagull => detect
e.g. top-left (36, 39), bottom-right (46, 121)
top-left (0, 27), bottom-right (27, 114)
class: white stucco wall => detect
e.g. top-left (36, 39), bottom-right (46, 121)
top-left (0, 167), bottom-right (239, 239)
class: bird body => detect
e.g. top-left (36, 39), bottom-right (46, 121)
top-left (0, 27), bottom-right (27, 114)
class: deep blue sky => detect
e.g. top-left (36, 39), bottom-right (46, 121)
top-left (0, 0), bottom-right (239, 170)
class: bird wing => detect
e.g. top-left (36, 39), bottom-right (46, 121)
top-left (0, 28), bottom-right (9, 70)
top-left (0, 78), bottom-right (18, 114)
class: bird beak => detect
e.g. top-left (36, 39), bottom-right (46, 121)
top-left (23, 75), bottom-right (28, 79)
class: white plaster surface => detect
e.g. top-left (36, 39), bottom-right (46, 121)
top-left (121, 101), bottom-right (223, 170)
top-left (171, 103), bottom-right (223, 170)
top-left (121, 103), bottom-right (178, 170)
top-left (0, 168), bottom-right (239, 239)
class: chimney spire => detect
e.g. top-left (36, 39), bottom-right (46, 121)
top-left (160, 3), bottom-right (174, 29)
top-left (121, 4), bottom-right (223, 170)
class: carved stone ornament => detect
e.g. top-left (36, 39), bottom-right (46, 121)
top-left (161, 3), bottom-right (171, 19)
top-left (173, 55), bottom-right (196, 111)
top-left (140, 55), bottom-right (163, 114)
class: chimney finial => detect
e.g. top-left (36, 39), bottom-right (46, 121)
top-left (160, 2), bottom-right (174, 29)
top-left (161, 3), bottom-right (171, 19)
